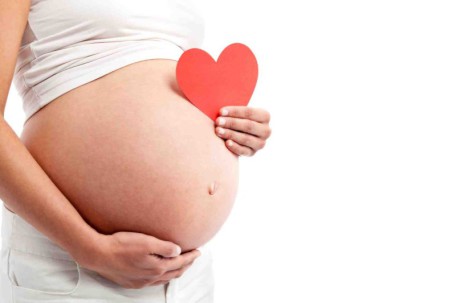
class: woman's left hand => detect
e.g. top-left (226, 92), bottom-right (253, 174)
top-left (214, 106), bottom-right (272, 157)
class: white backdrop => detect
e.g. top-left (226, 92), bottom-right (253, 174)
top-left (2, 0), bottom-right (456, 302)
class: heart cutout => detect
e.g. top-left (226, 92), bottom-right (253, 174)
top-left (176, 43), bottom-right (258, 121)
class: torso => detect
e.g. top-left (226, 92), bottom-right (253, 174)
top-left (19, 59), bottom-right (240, 253)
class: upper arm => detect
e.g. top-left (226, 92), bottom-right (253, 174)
top-left (0, 0), bottom-right (31, 117)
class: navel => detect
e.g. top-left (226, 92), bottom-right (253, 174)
top-left (208, 181), bottom-right (218, 195)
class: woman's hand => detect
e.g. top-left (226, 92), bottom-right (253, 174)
top-left (215, 106), bottom-right (272, 157)
top-left (77, 231), bottom-right (201, 289)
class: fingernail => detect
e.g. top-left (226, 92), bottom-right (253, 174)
top-left (217, 118), bottom-right (226, 126)
top-left (175, 246), bottom-right (181, 256)
top-left (221, 108), bottom-right (229, 116)
top-left (227, 140), bottom-right (233, 147)
top-left (217, 127), bottom-right (225, 135)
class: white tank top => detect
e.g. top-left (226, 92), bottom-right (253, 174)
top-left (13, 0), bottom-right (205, 124)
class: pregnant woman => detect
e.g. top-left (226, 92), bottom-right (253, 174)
top-left (0, 0), bottom-right (271, 302)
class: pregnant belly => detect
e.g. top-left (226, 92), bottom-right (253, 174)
top-left (19, 59), bottom-right (239, 253)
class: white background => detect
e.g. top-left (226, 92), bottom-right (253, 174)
top-left (2, 0), bottom-right (456, 302)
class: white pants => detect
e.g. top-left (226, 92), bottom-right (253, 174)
top-left (0, 203), bottom-right (215, 302)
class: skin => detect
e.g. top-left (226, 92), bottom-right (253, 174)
top-left (215, 106), bottom-right (272, 157)
top-left (0, 0), bottom-right (200, 289)
top-left (20, 59), bottom-right (242, 253)
top-left (77, 69), bottom-right (271, 290)
top-left (0, 0), bottom-right (271, 290)
top-left (62, 63), bottom-right (271, 289)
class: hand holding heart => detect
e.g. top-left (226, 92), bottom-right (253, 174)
top-left (176, 43), bottom-right (272, 156)
top-left (214, 105), bottom-right (272, 157)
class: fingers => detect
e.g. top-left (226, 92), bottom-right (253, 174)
top-left (158, 249), bottom-right (201, 271)
top-left (145, 249), bottom-right (201, 273)
top-left (216, 116), bottom-right (269, 138)
top-left (219, 106), bottom-right (271, 123)
top-left (146, 255), bottom-right (195, 286)
top-left (214, 106), bottom-right (272, 158)
top-left (114, 253), bottom-right (197, 289)
top-left (215, 126), bottom-right (266, 152)
top-left (147, 237), bottom-right (181, 258)
top-left (156, 260), bottom-right (193, 281)
top-left (224, 139), bottom-right (255, 157)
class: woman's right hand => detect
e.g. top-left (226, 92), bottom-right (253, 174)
top-left (77, 231), bottom-right (201, 289)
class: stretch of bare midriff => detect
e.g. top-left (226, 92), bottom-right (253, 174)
top-left (18, 59), bottom-right (240, 253)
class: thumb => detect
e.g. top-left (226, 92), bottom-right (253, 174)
top-left (150, 237), bottom-right (181, 258)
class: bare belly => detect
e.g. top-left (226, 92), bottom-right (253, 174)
top-left (19, 59), bottom-right (240, 253)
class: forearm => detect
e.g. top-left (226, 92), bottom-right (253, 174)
top-left (0, 118), bottom-right (100, 265)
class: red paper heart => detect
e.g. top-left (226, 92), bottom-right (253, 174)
top-left (176, 43), bottom-right (258, 121)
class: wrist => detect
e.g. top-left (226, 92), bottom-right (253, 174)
top-left (66, 225), bottom-right (108, 269)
